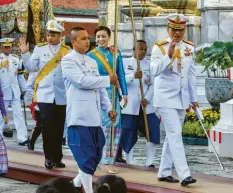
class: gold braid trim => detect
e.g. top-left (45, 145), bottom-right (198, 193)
top-left (154, 40), bottom-right (168, 56)
top-left (0, 59), bottom-right (9, 70)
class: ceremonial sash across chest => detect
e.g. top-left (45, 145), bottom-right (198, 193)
top-left (91, 48), bottom-right (121, 91)
top-left (33, 45), bottom-right (69, 102)
top-left (91, 48), bottom-right (113, 74)
top-left (0, 59), bottom-right (9, 70)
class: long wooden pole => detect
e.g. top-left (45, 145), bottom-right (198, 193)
top-left (128, 0), bottom-right (150, 141)
top-left (110, 0), bottom-right (119, 157)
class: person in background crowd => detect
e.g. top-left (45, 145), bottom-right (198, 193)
top-left (94, 175), bottom-right (127, 193)
top-left (0, 37), bottom-right (28, 146)
top-left (121, 40), bottom-right (160, 167)
top-left (36, 178), bottom-right (76, 193)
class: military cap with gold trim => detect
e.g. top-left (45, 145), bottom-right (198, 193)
top-left (167, 14), bottom-right (188, 30)
top-left (0, 38), bottom-right (14, 47)
top-left (46, 20), bottom-right (64, 33)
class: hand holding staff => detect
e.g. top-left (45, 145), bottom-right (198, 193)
top-left (128, 0), bottom-right (150, 141)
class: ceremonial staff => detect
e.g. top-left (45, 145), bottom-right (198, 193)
top-left (110, 0), bottom-right (119, 157)
top-left (128, 0), bottom-right (150, 141)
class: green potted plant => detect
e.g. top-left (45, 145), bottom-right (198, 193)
top-left (195, 41), bottom-right (233, 109)
top-left (182, 108), bottom-right (220, 146)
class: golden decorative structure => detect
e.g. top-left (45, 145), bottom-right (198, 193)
top-left (30, 0), bottom-right (42, 44)
top-left (150, 0), bottom-right (199, 16)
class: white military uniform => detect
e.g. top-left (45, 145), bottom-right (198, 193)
top-left (122, 57), bottom-right (154, 115)
top-left (150, 35), bottom-right (197, 181)
top-left (0, 51), bottom-right (28, 142)
top-left (122, 57), bottom-right (159, 166)
top-left (21, 20), bottom-right (69, 164)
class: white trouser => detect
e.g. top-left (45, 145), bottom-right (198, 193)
top-left (0, 99), bottom-right (28, 142)
top-left (157, 108), bottom-right (190, 182)
top-left (79, 169), bottom-right (93, 193)
top-left (124, 142), bottom-right (157, 166)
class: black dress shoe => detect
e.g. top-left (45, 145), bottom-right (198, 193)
top-left (27, 137), bottom-right (34, 150)
top-left (54, 161), bottom-right (66, 168)
top-left (158, 176), bottom-right (179, 183)
top-left (19, 139), bottom-right (28, 146)
top-left (71, 181), bottom-right (83, 193)
top-left (116, 158), bottom-right (127, 163)
top-left (181, 176), bottom-right (197, 186)
top-left (45, 159), bottom-right (53, 169)
top-left (148, 164), bottom-right (155, 168)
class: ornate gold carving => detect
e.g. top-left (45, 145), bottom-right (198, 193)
top-left (30, 0), bottom-right (42, 44)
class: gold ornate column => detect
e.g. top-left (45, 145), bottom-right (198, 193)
top-left (30, 0), bottom-right (42, 44)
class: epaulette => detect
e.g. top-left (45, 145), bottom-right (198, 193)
top-left (156, 40), bottom-right (169, 46)
top-left (12, 54), bottom-right (19, 58)
top-left (62, 43), bottom-right (71, 50)
top-left (37, 42), bottom-right (48, 47)
top-left (183, 40), bottom-right (194, 46)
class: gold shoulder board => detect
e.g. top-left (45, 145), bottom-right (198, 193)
top-left (183, 40), bottom-right (194, 46)
top-left (156, 40), bottom-right (169, 46)
top-left (37, 42), bottom-right (48, 47)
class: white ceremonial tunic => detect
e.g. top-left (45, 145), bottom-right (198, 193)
top-left (61, 50), bottom-right (112, 127)
top-left (122, 57), bottom-right (154, 115)
top-left (150, 37), bottom-right (198, 181)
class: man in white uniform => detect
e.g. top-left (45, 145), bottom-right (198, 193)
top-left (150, 14), bottom-right (198, 186)
top-left (0, 38), bottom-right (28, 145)
top-left (61, 26), bottom-right (117, 193)
top-left (121, 40), bottom-right (160, 167)
top-left (20, 20), bottom-right (70, 169)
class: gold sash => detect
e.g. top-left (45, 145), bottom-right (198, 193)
top-left (91, 48), bottom-right (113, 74)
top-left (0, 59), bottom-right (9, 70)
top-left (91, 48), bottom-right (121, 91)
top-left (33, 44), bottom-right (70, 102)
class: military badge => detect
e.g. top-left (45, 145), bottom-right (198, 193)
top-left (127, 65), bottom-right (134, 70)
top-left (170, 65), bottom-right (173, 71)
top-left (184, 47), bottom-right (193, 56)
top-left (145, 74), bottom-right (151, 85)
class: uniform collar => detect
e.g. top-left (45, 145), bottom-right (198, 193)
top-left (73, 50), bottom-right (85, 61)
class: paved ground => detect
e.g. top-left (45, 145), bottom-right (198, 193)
top-left (2, 130), bottom-right (233, 192)
top-left (0, 177), bottom-right (37, 193)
